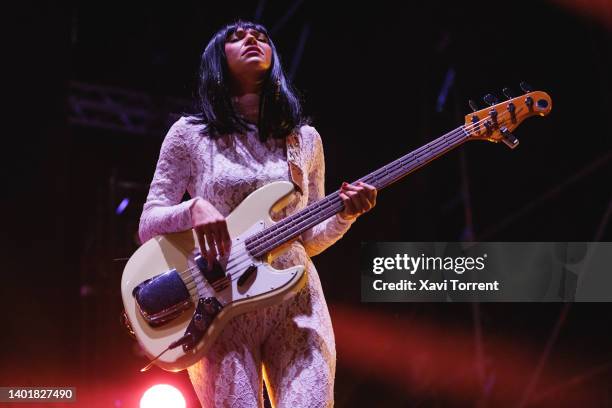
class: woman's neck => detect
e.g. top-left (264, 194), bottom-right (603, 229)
top-left (231, 92), bottom-right (260, 125)
top-left (229, 75), bottom-right (265, 125)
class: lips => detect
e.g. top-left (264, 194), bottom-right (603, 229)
top-left (242, 46), bottom-right (263, 56)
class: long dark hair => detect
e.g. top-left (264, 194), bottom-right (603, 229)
top-left (188, 21), bottom-right (305, 140)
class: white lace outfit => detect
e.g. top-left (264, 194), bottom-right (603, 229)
top-left (139, 117), bottom-right (354, 408)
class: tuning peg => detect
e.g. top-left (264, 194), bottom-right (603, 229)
top-left (483, 93), bottom-right (499, 106)
top-left (468, 99), bottom-right (479, 112)
top-left (500, 126), bottom-right (519, 149)
top-left (519, 81), bottom-right (533, 93)
top-left (468, 100), bottom-right (480, 131)
top-left (521, 82), bottom-right (535, 109)
top-left (502, 87), bottom-right (515, 99)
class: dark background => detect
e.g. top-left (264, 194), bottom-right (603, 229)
top-left (3, 0), bottom-right (611, 407)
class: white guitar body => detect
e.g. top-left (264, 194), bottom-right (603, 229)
top-left (121, 181), bottom-right (306, 372)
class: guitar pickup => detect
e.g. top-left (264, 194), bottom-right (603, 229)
top-left (132, 269), bottom-right (193, 327)
top-left (237, 264), bottom-right (258, 287)
top-left (195, 253), bottom-right (229, 291)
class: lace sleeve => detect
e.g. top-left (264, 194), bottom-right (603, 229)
top-left (138, 118), bottom-right (199, 243)
top-left (300, 126), bottom-right (355, 257)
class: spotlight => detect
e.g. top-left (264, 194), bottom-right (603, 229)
top-left (139, 384), bottom-right (186, 408)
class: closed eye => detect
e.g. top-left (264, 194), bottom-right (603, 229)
top-left (226, 28), bottom-right (269, 43)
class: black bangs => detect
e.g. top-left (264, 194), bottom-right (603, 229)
top-left (223, 20), bottom-right (269, 39)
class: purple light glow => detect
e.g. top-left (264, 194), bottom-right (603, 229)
top-left (116, 198), bottom-right (130, 215)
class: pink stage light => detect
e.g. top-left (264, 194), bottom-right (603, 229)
top-left (139, 384), bottom-right (186, 408)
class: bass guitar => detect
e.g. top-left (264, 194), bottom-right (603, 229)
top-left (121, 86), bottom-right (552, 372)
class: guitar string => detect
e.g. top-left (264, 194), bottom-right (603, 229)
top-left (244, 109), bottom-right (520, 252)
top-left (247, 128), bottom-right (469, 257)
top-left (249, 129), bottom-right (465, 253)
top-left (175, 106), bottom-right (524, 287)
top-left (237, 106), bottom-right (527, 277)
top-left (245, 107), bottom-right (525, 257)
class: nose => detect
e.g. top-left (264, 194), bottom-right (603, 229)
top-left (244, 32), bottom-right (257, 45)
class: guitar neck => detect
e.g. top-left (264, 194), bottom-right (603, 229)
top-left (246, 125), bottom-right (469, 257)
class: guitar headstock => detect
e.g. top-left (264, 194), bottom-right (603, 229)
top-left (464, 85), bottom-right (552, 149)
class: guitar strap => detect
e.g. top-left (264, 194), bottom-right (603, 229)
top-left (286, 132), bottom-right (304, 195)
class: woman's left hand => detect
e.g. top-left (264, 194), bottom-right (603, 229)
top-left (338, 181), bottom-right (377, 221)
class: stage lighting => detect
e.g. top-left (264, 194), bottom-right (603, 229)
top-left (139, 384), bottom-right (186, 408)
top-left (116, 197), bottom-right (130, 215)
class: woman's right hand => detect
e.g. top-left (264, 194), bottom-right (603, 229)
top-left (190, 198), bottom-right (232, 270)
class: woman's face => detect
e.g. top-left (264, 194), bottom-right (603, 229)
top-left (224, 26), bottom-right (273, 82)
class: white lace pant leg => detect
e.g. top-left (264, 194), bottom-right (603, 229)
top-left (187, 312), bottom-right (265, 408)
top-left (261, 265), bottom-right (336, 408)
